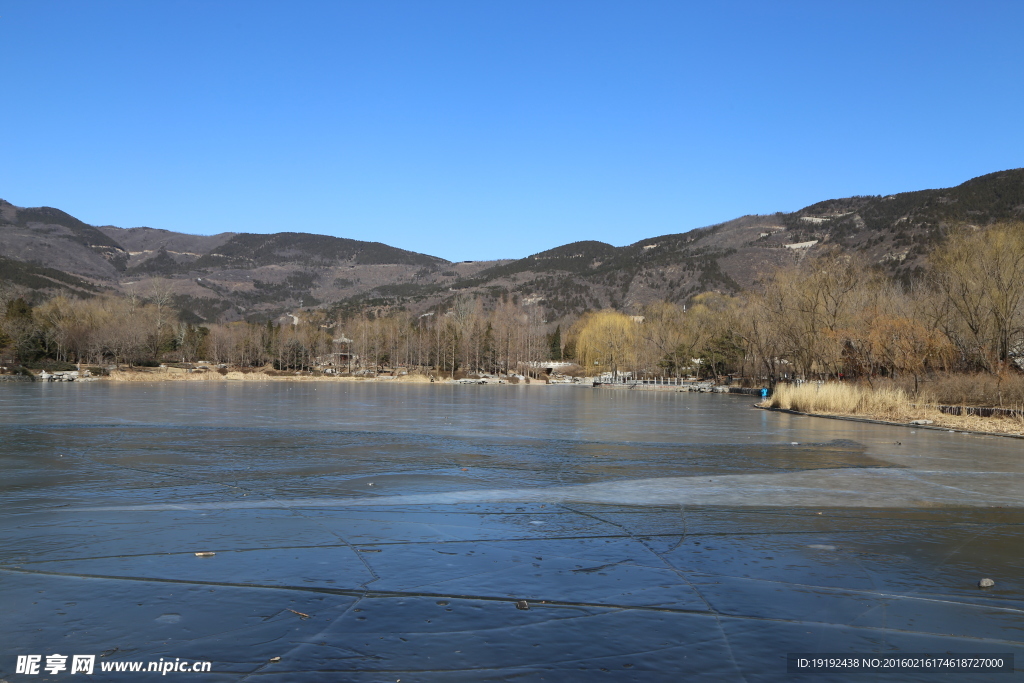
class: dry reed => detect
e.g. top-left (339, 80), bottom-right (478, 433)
top-left (762, 381), bottom-right (1024, 435)
top-left (765, 382), bottom-right (916, 421)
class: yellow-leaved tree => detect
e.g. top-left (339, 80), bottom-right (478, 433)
top-left (571, 310), bottom-right (639, 377)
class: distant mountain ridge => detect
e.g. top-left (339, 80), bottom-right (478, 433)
top-left (2, 168), bottom-right (1022, 322)
top-left (0, 198), bottom-right (465, 321)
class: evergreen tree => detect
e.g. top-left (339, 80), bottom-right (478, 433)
top-left (548, 325), bottom-right (562, 360)
top-left (5, 298), bottom-right (32, 321)
top-left (482, 322), bottom-right (495, 372)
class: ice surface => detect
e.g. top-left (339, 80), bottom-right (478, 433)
top-left (1, 383), bottom-right (1022, 681)
top-left (66, 468), bottom-right (1024, 512)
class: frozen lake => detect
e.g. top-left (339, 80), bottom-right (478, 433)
top-left (2, 382), bottom-right (1022, 681)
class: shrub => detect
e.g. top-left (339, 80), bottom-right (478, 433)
top-left (23, 360), bottom-right (78, 371)
top-left (914, 373), bottom-right (1024, 409)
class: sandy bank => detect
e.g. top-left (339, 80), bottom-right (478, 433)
top-left (758, 405), bottom-right (1024, 438)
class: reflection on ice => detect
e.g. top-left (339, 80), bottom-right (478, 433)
top-left (71, 468), bottom-right (1024, 512)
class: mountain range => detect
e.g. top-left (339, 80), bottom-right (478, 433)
top-left (2, 168), bottom-right (1022, 323)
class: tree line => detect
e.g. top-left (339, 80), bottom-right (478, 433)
top-left (3, 222), bottom-right (1022, 388)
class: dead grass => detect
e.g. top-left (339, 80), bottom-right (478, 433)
top-left (556, 365), bottom-right (587, 378)
top-left (108, 369), bottom-right (220, 382)
top-left (878, 373), bottom-right (1024, 410)
top-left (762, 381), bottom-right (1024, 436)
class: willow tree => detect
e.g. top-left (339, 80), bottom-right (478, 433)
top-left (572, 310), bottom-right (639, 377)
top-left (637, 301), bottom-right (687, 374)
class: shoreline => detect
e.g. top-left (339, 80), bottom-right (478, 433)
top-left (100, 369), bottom-right (553, 385)
top-left (756, 404), bottom-right (1024, 439)
top-left (107, 370), bottom-right (429, 383)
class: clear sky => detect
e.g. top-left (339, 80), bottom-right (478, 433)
top-left (2, 1), bottom-right (1022, 262)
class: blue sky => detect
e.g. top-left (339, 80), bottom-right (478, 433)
top-left (2, 1), bottom-right (1022, 262)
